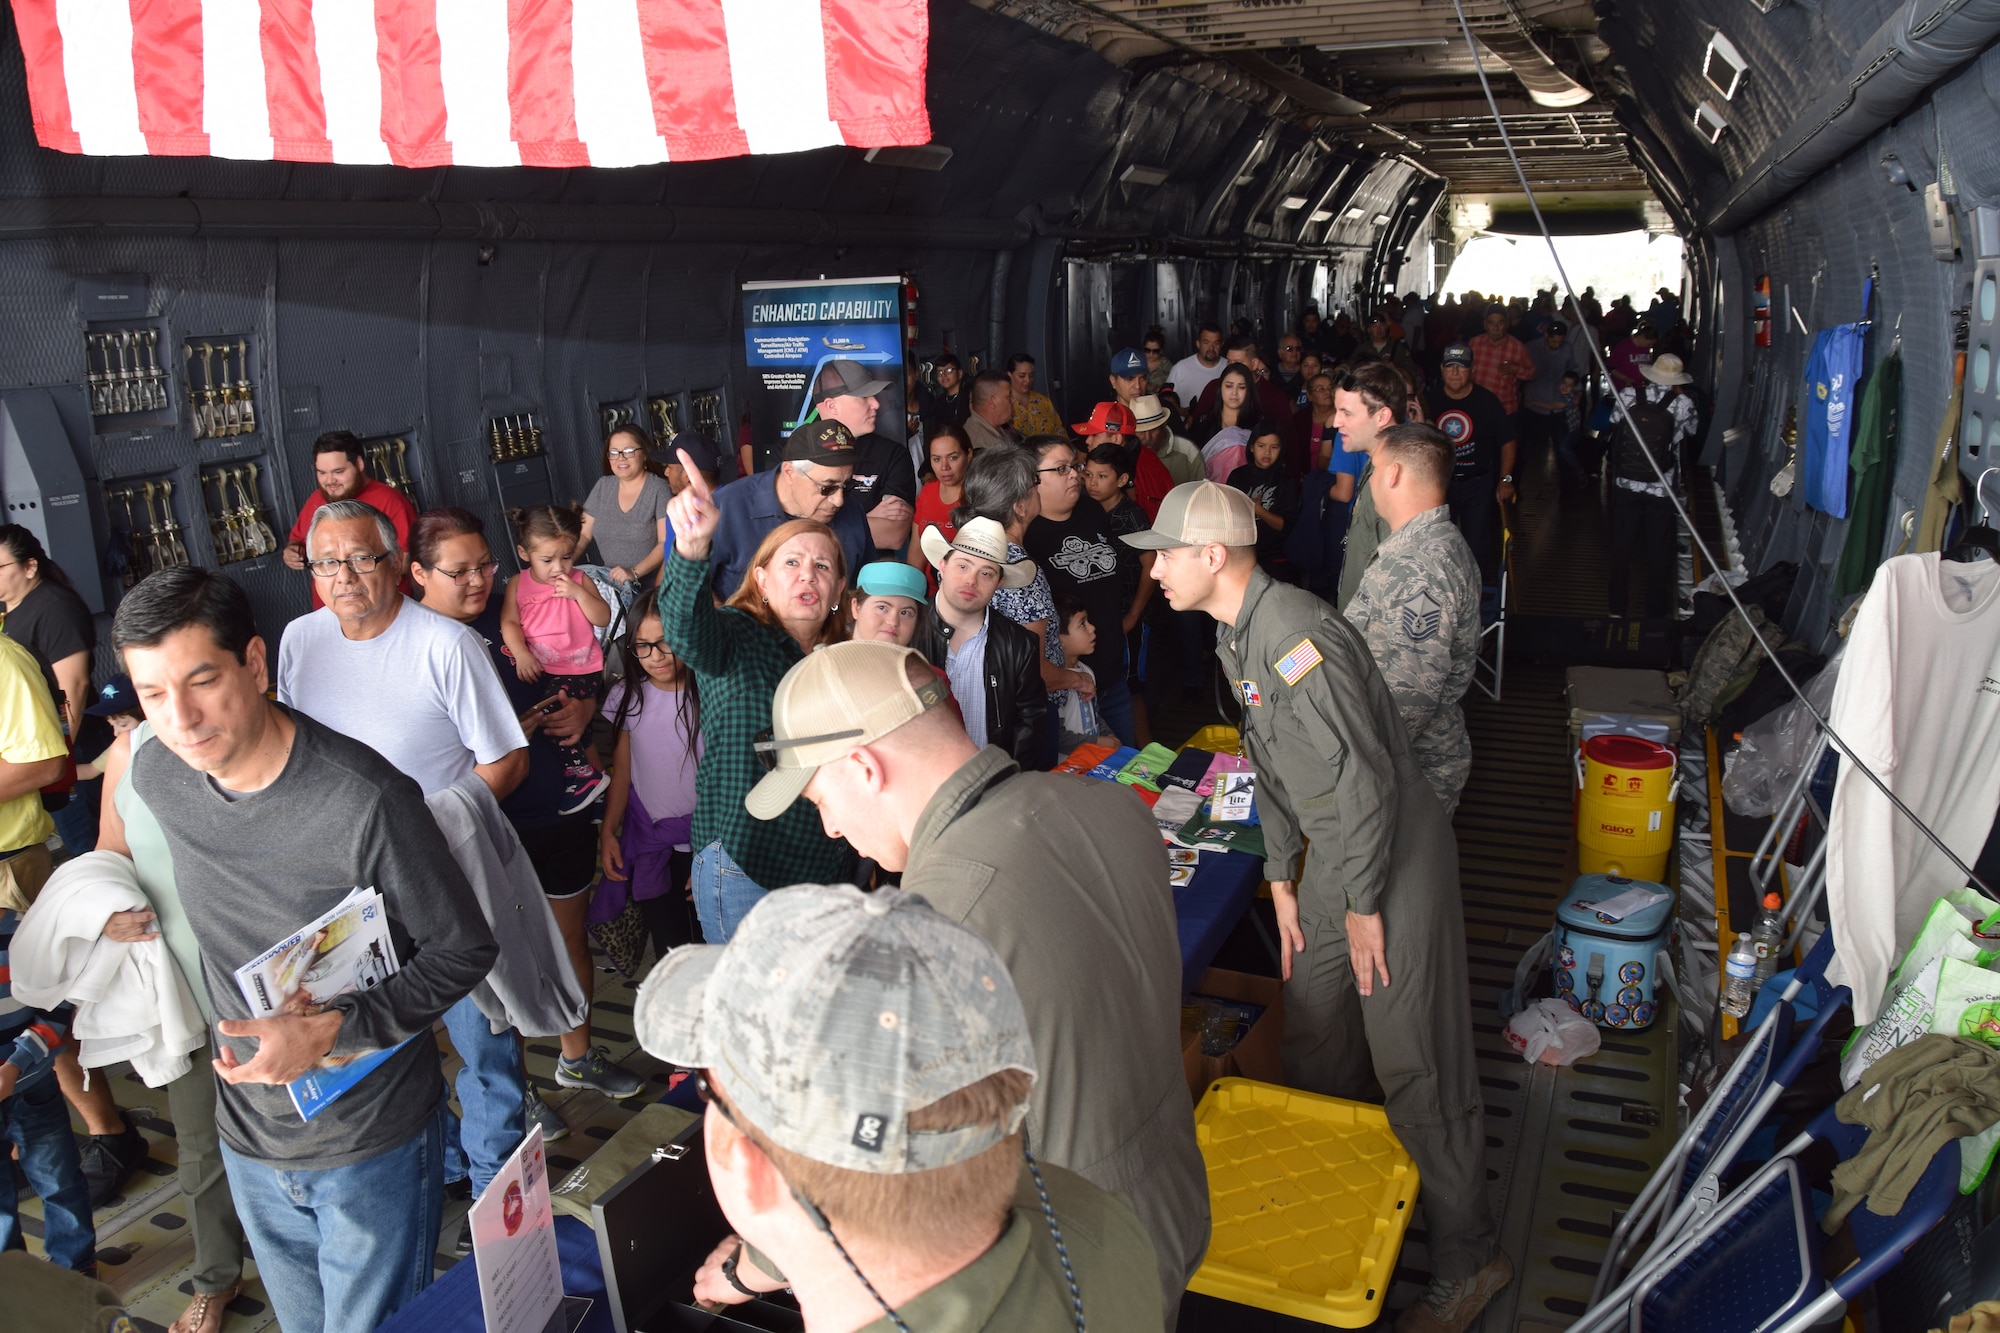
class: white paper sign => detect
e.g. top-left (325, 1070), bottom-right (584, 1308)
top-left (471, 1124), bottom-right (565, 1333)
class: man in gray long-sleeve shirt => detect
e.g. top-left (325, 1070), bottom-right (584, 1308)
top-left (116, 569), bottom-right (495, 1333)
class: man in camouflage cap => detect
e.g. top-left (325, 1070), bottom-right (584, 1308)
top-left (634, 883), bottom-right (1162, 1332)
top-left (1343, 423), bottom-right (1483, 813)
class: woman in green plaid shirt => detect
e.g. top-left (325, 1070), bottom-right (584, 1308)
top-left (661, 455), bottom-right (857, 942)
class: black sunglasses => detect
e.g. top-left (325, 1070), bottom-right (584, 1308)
top-left (751, 725), bottom-right (866, 773)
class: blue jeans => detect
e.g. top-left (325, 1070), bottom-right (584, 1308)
top-left (1, 1070), bottom-right (94, 1270)
top-left (439, 995), bottom-right (526, 1197)
top-left (220, 1104), bottom-right (444, 1333)
top-left (50, 780), bottom-right (100, 856)
top-left (691, 840), bottom-right (768, 943)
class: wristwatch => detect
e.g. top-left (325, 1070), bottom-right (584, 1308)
top-left (1500, 474), bottom-right (1515, 484)
top-left (722, 1243), bottom-right (762, 1298)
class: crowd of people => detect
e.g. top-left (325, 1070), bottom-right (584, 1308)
top-left (0, 287), bottom-right (1698, 1333)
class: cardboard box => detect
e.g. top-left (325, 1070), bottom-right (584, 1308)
top-left (1180, 967), bottom-right (1284, 1101)
top-left (1566, 666), bottom-right (1682, 753)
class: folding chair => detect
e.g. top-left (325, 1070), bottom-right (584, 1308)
top-left (1614, 1104), bottom-right (1962, 1333)
top-left (1472, 521), bottom-right (1509, 702)
top-left (1589, 933), bottom-right (1851, 1302)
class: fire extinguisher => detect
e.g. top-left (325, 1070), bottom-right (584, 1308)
top-left (903, 274), bottom-right (920, 349)
top-left (1753, 274), bottom-right (1772, 347)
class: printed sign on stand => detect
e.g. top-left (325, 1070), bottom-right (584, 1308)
top-left (471, 1125), bottom-right (571, 1333)
top-left (741, 276), bottom-right (905, 472)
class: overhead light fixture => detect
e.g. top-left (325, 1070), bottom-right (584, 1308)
top-left (1703, 31), bottom-right (1748, 99)
top-left (863, 144), bottom-right (954, 171)
top-left (1120, 163), bottom-right (1170, 187)
top-left (1314, 38), bottom-right (1449, 52)
top-left (1308, 209), bottom-right (1334, 223)
top-left (1693, 101), bottom-right (1729, 143)
top-left (1343, 206), bottom-right (1365, 220)
top-left (1373, 214), bottom-right (1392, 226)
top-left (1279, 195), bottom-right (1309, 210)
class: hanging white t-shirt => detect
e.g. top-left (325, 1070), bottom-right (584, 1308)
top-left (1827, 552), bottom-right (2000, 1023)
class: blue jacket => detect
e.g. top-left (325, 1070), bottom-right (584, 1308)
top-left (706, 469), bottom-right (874, 599)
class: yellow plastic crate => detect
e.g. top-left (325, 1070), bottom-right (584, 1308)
top-left (1188, 1078), bottom-right (1419, 1327)
top-left (1185, 724), bottom-right (1242, 756)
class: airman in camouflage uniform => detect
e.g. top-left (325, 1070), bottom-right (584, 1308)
top-left (1345, 503), bottom-right (1482, 812)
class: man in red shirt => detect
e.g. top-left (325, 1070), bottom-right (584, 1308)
top-left (1469, 306), bottom-right (1536, 416)
top-left (283, 431), bottom-right (418, 608)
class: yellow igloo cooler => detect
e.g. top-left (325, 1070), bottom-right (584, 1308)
top-left (1575, 734), bottom-right (1677, 882)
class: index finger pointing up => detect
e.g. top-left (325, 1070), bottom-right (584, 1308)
top-left (677, 450), bottom-right (714, 500)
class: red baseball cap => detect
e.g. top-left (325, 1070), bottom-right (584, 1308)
top-left (1070, 402), bottom-right (1137, 436)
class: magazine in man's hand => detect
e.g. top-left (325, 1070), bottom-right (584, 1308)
top-left (232, 887), bottom-right (409, 1121)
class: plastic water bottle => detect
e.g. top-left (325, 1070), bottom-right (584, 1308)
top-left (1751, 892), bottom-right (1786, 988)
top-left (1721, 933), bottom-right (1758, 1019)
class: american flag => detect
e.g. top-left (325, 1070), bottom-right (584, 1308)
top-left (12, 0), bottom-right (931, 168)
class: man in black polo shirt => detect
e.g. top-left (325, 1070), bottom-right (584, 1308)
top-left (1423, 343), bottom-right (1515, 588)
top-left (809, 359), bottom-right (918, 560)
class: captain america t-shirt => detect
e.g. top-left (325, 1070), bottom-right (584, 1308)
top-left (1025, 507), bottom-right (1127, 680)
top-left (1424, 383), bottom-right (1511, 478)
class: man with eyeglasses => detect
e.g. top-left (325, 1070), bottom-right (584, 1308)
top-left (636, 882), bottom-right (1162, 1332)
top-left (706, 421), bottom-right (872, 600)
top-left (275, 500), bottom-right (564, 1221)
top-left (282, 431), bottom-right (417, 610)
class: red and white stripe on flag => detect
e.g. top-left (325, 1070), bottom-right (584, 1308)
top-left (12, 0), bottom-right (930, 167)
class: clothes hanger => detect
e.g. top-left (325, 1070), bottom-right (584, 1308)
top-left (1943, 466), bottom-right (2000, 563)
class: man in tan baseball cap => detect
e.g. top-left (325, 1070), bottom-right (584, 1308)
top-left (745, 640), bottom-right (1211, 1320)
top-left (1122, 480), bottom-right (1511, 1333)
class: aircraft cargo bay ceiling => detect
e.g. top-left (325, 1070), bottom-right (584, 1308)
top-left (972, 0), bottom-right (1654, 235)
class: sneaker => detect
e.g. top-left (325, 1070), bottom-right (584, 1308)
top-left (557, 764), bottom-right (610, 816)
top-left (77, 1113), bottom-right (147, 1208)
top-left (555, 1045), bottom-right (644, 1099)
top-left (452, 1215), bottom-right (474, 1256)
top-left (1395, 1253), bottom-right (1514, 1333)
top-left (527, 1090), bottom-right (571, 1143)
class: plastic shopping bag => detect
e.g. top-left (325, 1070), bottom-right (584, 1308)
top-left (1841, 888), bottom-right (2000, 1191)
top-left (1504, 999), bottom-right (1603, 1067)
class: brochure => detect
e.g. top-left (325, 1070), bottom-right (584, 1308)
top-left (232, 887), bottom-right (408, 1122)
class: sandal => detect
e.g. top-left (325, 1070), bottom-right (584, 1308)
top-left (168, 1282), bottom-right (241, 1333)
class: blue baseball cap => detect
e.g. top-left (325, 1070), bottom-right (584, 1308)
top-left (85, 675), bottom-right (139, 716)
top-left (855, 562), bottom-right (929, 603)
top-left (1109, 348), bottom-right (1146, 377)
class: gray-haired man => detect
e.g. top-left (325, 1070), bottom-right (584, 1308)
top-left (276, 499), bottom-right (563, 1222)
top-left (636, 884), bottom-right (1162, 1331)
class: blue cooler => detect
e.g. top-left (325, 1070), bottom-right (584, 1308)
top-left (1553, 873), bottom-right (1674, 1030)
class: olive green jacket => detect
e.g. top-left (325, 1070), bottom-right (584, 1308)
top-left (1216, 568), bottom-right (1459, 917)
top-left (1336, 458), bottom-right (1386, 610)
top-left (899, 746), bottom-right (1212, 1304)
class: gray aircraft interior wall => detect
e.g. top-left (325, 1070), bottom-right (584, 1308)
top-left (0, 0), bottom-right (1423, 654)
top-left (1600, 0), bottom-right (2000, 649)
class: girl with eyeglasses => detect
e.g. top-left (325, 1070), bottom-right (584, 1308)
top-left (598, 604), bottom-right (703, 957)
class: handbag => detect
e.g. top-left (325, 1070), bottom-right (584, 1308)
top-left (587, 900), bottom-right (649, 980)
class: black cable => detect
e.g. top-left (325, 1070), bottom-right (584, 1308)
top-left (1445, 0), bottom-right (1994, 899)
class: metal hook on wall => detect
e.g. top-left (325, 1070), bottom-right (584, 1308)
top-left (1975, 467), bottom-right (2000, 525)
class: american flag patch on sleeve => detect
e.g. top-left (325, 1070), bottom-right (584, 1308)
top-left (1274, 639), bottom-right (1324, 686)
